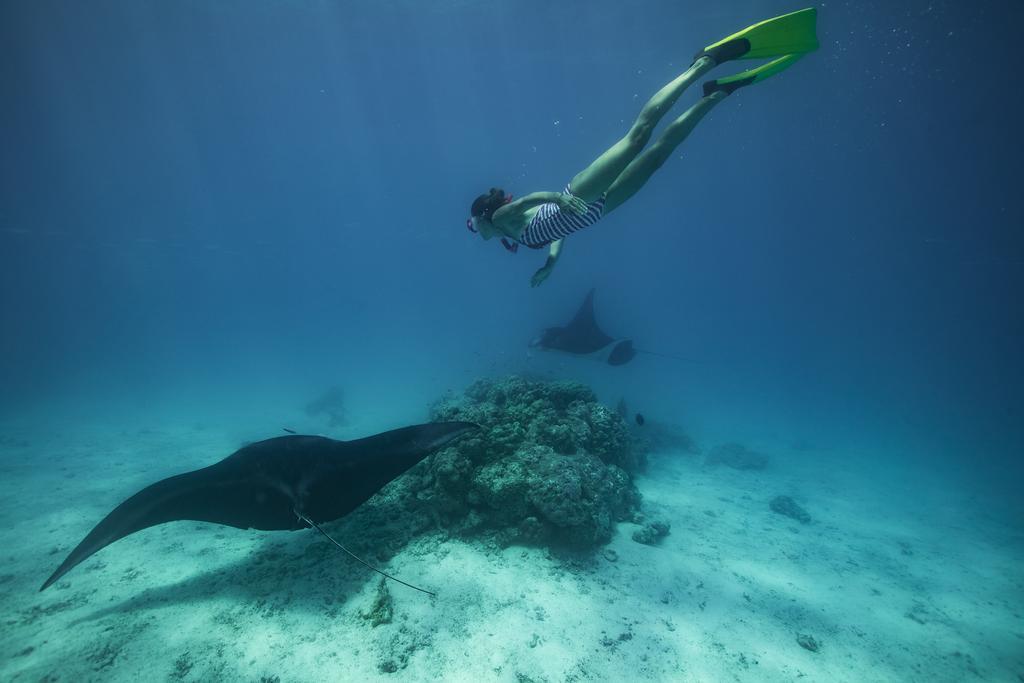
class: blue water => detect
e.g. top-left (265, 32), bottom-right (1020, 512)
top-left (2, 1), bottom-right (1022, 679)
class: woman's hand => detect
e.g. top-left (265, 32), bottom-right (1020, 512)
top-left (557, 194), bottom-right (590, 215)
top-left (531, 264), bottom-right (553, 287)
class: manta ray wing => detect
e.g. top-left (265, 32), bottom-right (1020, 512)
top-left (557, 288), bottom-right (615, 353)
top-left (40, 421), bottom-right (477, 591)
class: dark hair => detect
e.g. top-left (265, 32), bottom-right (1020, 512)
top-left (470, 187), bottom-right (507, 221)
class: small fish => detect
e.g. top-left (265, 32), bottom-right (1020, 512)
top-left (282, 427), bottom-right (296, 434)
top-left (635, 413), bottom-right (645, 426)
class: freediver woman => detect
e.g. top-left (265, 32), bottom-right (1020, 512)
top-left (466, 8), bottom-right (819, 287)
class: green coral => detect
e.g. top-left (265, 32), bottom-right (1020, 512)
top-left (430, 377), bottom-right (633, 468)
top-left (361, 577), bottom-right (394, 627)
top-left (421, 376), bottom-right (641, 548)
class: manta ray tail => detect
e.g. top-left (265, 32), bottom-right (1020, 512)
top-left (295, 511), bottom-right (436, 597)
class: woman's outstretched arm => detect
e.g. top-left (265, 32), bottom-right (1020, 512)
top-left (495, 192), bottom-right (589, 237)
top-left (502, 192), bottom-right (562, 214)
top-left (531, 239), bottom-right (564, 288)
top-left (493, 192), bottom-right (562, 232)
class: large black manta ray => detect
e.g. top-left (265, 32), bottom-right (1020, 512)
top-left (40, 421), bottom-right (478, 594)
top-left (531, 289), bottom-right (637, 366)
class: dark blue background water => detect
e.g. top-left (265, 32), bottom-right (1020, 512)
top-left (2, 2), bottom-right (1021, 494)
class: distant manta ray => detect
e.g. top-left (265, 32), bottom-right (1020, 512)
top-left (531, 288), bottom-right (637, 365)
top-left (40, 421), bottom-right (478, 594)
top-left (531, 289), bottom-right (700, 366)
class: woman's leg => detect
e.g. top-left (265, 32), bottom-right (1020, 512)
top-left (602, 91), bottom-right (726, 215)
top-left (569, 56), bottom-right (716, 203)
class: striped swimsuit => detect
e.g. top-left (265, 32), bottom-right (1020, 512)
top-left (517, 184), bottom-right (606, 249)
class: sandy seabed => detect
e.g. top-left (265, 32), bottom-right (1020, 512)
top-left (1, 420), bottom-right (1021, 682)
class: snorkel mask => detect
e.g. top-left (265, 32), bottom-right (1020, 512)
top-left (467, 190), bottom-right (517, 252)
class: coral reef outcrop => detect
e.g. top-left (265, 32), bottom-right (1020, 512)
top-left (415, 376), bottom-right (642, 548)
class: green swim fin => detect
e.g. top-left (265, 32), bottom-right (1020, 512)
top-left (702, 53), bottom-right (804, 96)
top-left (695, 8), bottom-right (819, 64)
